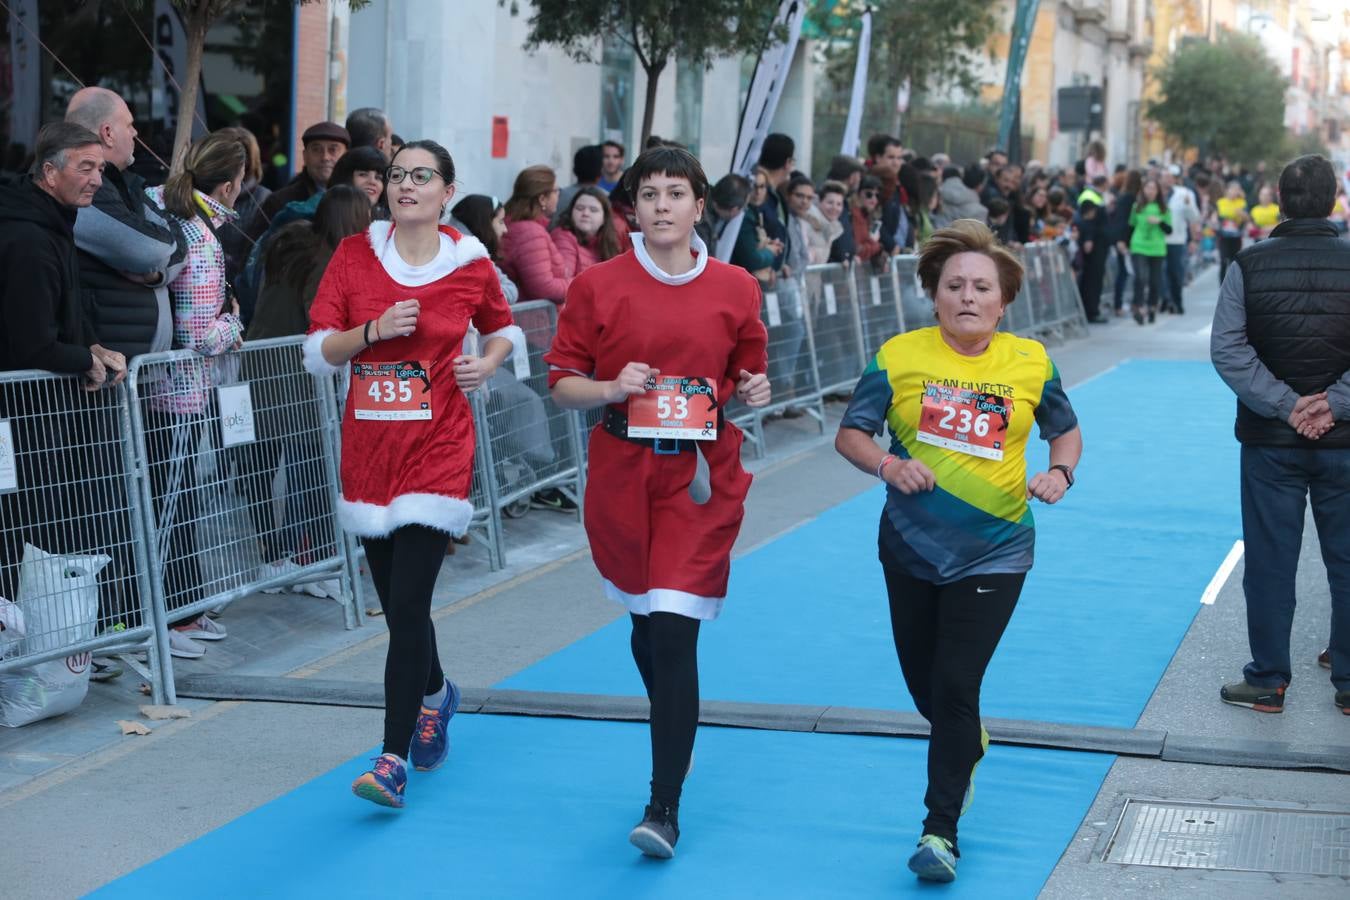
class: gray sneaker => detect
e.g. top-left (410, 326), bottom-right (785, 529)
top-left (629, 802), bottom-right (679, 858)
top-left (168, 630), bottom-right (206, 659)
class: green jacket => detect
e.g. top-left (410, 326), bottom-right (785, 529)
top-left (1128, 202), bottom-right (1171, 257)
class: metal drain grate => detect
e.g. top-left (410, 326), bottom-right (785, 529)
top-left (1103, 800), bottom-right (1350, 876)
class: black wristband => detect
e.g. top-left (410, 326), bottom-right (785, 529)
top-left (1050, 464), bottom-right (1074, 489)
top-left (363, 320), bottom-right (373, 347)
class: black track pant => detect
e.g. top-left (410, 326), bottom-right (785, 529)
top-left (630, 611), bottom-right (701, 809)
top-left (883, 564), bottom-right (1024, 852)
top-left (363, 525), bottom-right (449, 757)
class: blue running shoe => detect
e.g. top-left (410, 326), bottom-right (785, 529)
top-left (352, 753), bottom-right (407, 808)
top-left (908, 834), bottom-right (957, 882)
top-left (410, 679), bottom-right (461, 772)
top-left (961, 725), bottom-right (990, 817)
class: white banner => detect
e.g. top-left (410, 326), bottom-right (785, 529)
top-left (839, 8), bottom-right (872, 157)
top-left (217, 384), bottom-right (257, 448)
top-left (731, 0), bottom-right (807, 176)
top-left (7, 0), bottom-right (40, 152)
top-left (0, 419), bottom-right (17, 492)
top-left (151, 0), bottom-right (207, 137)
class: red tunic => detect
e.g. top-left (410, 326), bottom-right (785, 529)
top-left (304, 223), bottom-right (516, 537)
top-left (545, 243), bottom-right (768, 618)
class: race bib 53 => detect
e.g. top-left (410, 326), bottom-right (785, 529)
top-left (627, 375), bottom-right (718, 440)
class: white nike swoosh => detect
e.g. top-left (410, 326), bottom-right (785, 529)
top-left (975, 587), bottom-right (996, 593)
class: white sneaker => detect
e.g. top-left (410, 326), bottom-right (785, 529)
top-left (259, 559), bottom-right (305, 594)
top-left (168, 630), bottom-right (206, 659)
top-left (174, 614), bottom-right (227, 642)
top-left (301, 578), bottom-right (343, 601)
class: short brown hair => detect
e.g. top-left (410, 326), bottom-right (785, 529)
top-left (503, 164), bottom-right (556, 222)
top-left (917, 219), bottom-right (1023, 306)
top-left (621, 146), bottom-right (709, 202)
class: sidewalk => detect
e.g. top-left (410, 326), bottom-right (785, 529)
top-left (2, 264), bottom-right (1347, 897)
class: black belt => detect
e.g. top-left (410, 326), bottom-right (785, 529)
top-left (601, 405), bottom-right (723, 455)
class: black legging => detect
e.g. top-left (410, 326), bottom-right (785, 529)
top-left (363, 524), bottom-right (449, 758)
top-left (630, 611), bottom-right (701, 809)
top-left (883, 563), bottom-right (1025, 854)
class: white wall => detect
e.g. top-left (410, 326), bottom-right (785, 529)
top-left (341, 0), bottom-right (777, 200)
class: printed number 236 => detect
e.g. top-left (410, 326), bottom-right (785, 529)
top-left (656, 395), bottom-right (688, 419)
top-left (367, 380), bottom-right (412, 403)
top-left (937, 406), bottom-right (989, 436)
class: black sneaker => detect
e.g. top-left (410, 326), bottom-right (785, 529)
top-left (1220, 680), bottom-right (1285, 713)
top-left (629, 802), bottom-right (679, 858)
top-left (1318, 648), bottom-right (1330, 669)
top-left (1336, 690), bottom-right (1348, 716)
top-left (530, 488), bottom-right (577, 513)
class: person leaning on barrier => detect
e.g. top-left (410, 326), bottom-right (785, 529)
top-left (834, 220), bottom-right (1082, 884)
top-left (1210, 154), bottom-right (1350, 717)
top-left (303, 139), bottom-right (521, 808)
top-left (499, 165), bottom-right (572, 303)
top-left (65, 87), bottom-right (186, 363)
top-left (546, 146), bottom-right (771, 860)
top-left (0, 122), bottom-right (123, 386)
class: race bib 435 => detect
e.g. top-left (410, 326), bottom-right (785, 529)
top-left (352, 361), bottom-right (433, 421)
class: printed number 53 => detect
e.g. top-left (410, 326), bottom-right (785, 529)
top-left (937, 406), bottom-right (989, 437)
top-left (367, 380), bottom-right (412, 403)
top-left (656, 395), bottom-right (688, 419)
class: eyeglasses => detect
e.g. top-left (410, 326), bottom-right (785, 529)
top-left (752, 182), bottom-right (767, 191)
top-left (860, 190), bottom-right (879, 199)
top-left (385, 166), bottom-right (444, 185)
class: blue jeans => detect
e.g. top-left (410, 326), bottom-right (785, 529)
top-left (1164, 244), bottom-right (1188, 311)
top-left (1239, 445), bottom-right (1350, 690)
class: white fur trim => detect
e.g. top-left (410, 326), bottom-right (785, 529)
top-left (365, 221), bottom-right (491, 287)
top-left (302, 329), bottom-right (343, 376)
top-left (338, 492), bottom-right (474, 538)
top-left (602, 579), bottom-right (724, 621)
top-left (481, 323), bottom-right (525, 359)
top-left (630, 232), bottom-right (709, 286)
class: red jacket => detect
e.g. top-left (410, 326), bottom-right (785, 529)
top-left (551, 227), bottom-right (601, 276)
top-left (852, 205), bottom-right (884, 262)
top-left (500, 215), bottom-right (572, 303)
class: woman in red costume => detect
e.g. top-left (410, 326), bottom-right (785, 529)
top-left (547, 146), bottom-right (772, 858)
top-left (304, 140), bottom-right (520, 808)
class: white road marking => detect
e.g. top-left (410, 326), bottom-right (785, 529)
top-left (1068, 359), bottom-right (1127, 390)
top-left (1201, 540), bottom-right (1244, 605)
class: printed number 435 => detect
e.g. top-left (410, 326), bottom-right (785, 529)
top-left (937, 406), bottom-right (989, 436)
top-left (656, 395), bottom-right (688, 419)
top-left (368, 380), bottom-right (412, 403)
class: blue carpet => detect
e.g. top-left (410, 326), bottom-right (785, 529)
top-left (93, 715), bottom-right (1113, 898)
top-left (503, 360), bottom-right (1240, 728)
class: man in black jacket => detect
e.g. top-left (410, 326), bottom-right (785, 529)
top-left (245, 121), bottom-right (349, 241)
top-left (0, 122), bottom-right (122, 382)
top-left (1210, 154), bottom-right (1350, 716)
top-left (66, 87), bottom-right (185, 361)
top-left (0, 123), bottom-right (125, 608)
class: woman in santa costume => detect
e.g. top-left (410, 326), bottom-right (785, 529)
top-left (304, 140), bottom-right (520, 808)
top-left (547, 146), bottom-right (772, 857)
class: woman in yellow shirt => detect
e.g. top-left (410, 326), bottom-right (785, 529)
top-left (1249, 185), bottom-right (1280, 240)
top-left (1215, 181), bottom-right (1248, 278)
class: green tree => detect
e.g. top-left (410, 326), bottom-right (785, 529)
top-left (129, 1), bottom-right (368, 169)
top-left (504, 0), bottom-right (783, 146)
top-left (813, 0), bottom-right (1000, 137)
top-left (1147, 32), bottom-right (1287, 165)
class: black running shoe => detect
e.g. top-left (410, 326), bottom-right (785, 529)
top-left (629, 802), bottom-right (679, 858)
top-left (530, 488), bottom-right (578, 512)
top-left (1220, 680), bottom-right (1285, 713)
top-left (1318, 648), bottom-right (1330, 669)
top-left (1336, 690), bottom-right (1348, 716)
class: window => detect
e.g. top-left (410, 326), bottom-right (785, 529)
top-left (674, 60), bottom-right (703, 156)
top-left (599, 35), bottom-right (634, 145)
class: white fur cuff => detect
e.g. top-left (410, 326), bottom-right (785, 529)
top-left (602, 580), bottom-right (724, 621)
top-left (302, 330), bottom-right (343, 376)
top-left (338, 492), bottom-right (474, 538)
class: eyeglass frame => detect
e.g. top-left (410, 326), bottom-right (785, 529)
top-left (385, 165), bottom-right (446, 186)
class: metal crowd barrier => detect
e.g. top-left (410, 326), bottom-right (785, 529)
top-left (0, 371), bottom-right (169, 706)
top-left (474, 301), bottom-right (582, 540)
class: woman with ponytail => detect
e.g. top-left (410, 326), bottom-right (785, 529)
top-left (141, 132), bottom-right (247, 655)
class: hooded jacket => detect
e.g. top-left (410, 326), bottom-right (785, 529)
top-left (74, 165), bottom-right (184, 359)
top-left (0, 178), bottom-right (97, 374)
top-left (939, 176), bottom-right (987, 224)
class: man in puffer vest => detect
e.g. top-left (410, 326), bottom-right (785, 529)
top-left (1211, 154), bottom-right (1350, 717)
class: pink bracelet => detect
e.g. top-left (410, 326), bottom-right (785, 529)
top-left (875, 454), bottom-right (897, 480)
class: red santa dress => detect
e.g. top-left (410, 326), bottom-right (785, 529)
top-left (545, 233), bottom-right (768, 620)
top-left (303, 221), bottom-right (520, 537)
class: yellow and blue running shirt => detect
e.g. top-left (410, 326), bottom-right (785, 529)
top-left (841, 327), bottom-right (1078, 583)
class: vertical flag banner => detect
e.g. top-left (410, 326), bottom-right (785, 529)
top-left (8, 0), bottom-right (40, 151)
top-left (839, 7), bottom-right (872, 157)
top-left (732, 0), bottom-right (808, 176)
top-left (151, 0), bottom-right (208, 138)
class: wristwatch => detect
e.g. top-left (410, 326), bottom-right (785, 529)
top-left (1050, 464), bottom-right (1074, 489)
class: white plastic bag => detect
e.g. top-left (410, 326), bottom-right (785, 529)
top-left (0, 544), bottom-right (108, 727)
